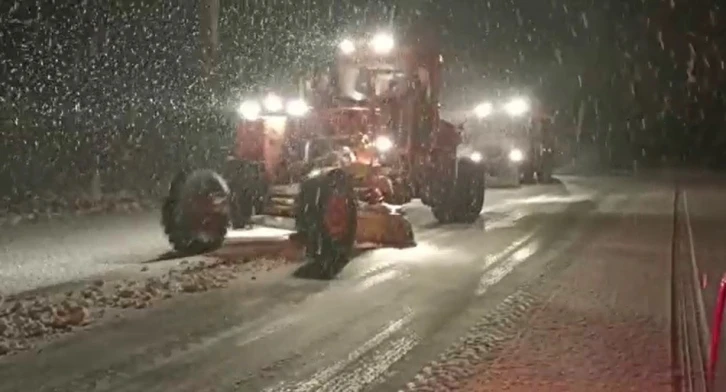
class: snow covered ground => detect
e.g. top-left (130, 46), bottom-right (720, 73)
top-left (0, 175), bottom-right (684, 391)
top-left (0, 174), bottom-right (702, 392)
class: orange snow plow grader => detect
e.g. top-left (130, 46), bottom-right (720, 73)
top-left (161, 30), bottom-right (486, 277)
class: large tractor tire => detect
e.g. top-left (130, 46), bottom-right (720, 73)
top-left (536, 154), bottom-right (554, 183)
top-left (295, 170), bottom-right (357, 279)
top-left (520, 163), bottom-right (536, 184)
top-left (388, 177), bottom-right (414, 205)
top-left (537, 168), bottom-right (553, 184)
top-left (432, 158), bottom-right (486, 224)
top-left (162, 169), bottom-right (230, 255)
top-left (225, 161), bottom-right (267, 228)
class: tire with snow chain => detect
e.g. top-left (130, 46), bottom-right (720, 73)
top-left (162, 169), bottom-right (229, 255)
top-left (454, 159), bottom-right (486, 222)
top-left (225, 160), bottom-right (266, 228)
top-left (432, 158), bottom-right (486, 224)
top-left (295, 170), bottom-right (357, 279)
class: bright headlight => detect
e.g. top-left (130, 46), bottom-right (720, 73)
top-left (339, 38), bottom-right (355, 55)
top-left (374, 135), bottom-right (394, 152)
top-left (508, 148), bottom-right (524, 162)
top-left (370, 33), bottom-right (394, 54)
top-left (470, 152), bottom-right (483, 162)
top-left (286, 99), bottom-right (309, 116)
top-left (263, 94), bottom-right (284, 112)
top-left (504, 97), bottom-right (529, 117)
top-left (474, 102), bottom-right (493, 118)
top-left (237, 100), bottom-right (261, 120)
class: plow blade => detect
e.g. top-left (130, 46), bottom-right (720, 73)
top-left (354, 204), bottom-right (416, 248)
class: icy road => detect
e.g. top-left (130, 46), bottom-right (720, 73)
top-left (0, 176), bottom-right (691, 391)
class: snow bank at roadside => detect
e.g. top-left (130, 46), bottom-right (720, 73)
top-left (0, 256), bottom-right (291, 357)
top-left (0, 191), bottom-right (159, 228)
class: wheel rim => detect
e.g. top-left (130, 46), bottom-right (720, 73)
top-left (323, 194), bottom-right (350, 241)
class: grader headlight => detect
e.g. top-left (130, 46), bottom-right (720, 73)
top-left (263, 93), bottom-right (284, 113)
top-left (370, 32), bottom-right (394, 55)
top-left (237, 100), bottom-right (262, 120)
top-left (286, 98), bottom-right (309, 116)
top-left (504, 97), bottom-right (530, 117)
top-left (374, 135), bottom-right (394, 153)
top-left (240, 93), bottom-right (309, 118)
top-left (508, 148), bottom-right (524, 162)
top-left (339, 38), bottom-right (356, 55)
top-left (474, 102), bottom-right (493, 119)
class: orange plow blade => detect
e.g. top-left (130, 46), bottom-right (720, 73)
top-left (354, 204), bottom-right (416, 248)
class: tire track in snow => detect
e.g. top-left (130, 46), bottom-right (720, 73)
top-left (267, 312), bottom-right (415, 392)
top-left (262, 229), bottom-right (543, 392)
top-left (397, 194), bottom-right (627, 391)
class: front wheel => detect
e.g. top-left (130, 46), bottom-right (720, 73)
top-left (162, 169), bottom-right (229, 255)
top-left (295, 170), bottom-right (357, 279)
top-left (432, 159), bottom-right (486, 224)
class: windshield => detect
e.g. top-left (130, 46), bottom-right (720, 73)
top-left (333, 61), bottom-right (407, 102)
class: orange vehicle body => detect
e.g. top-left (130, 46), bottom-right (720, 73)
top-left (231, 31), bottom-right (462, 210)
top-left (160, 29), bottom-right (485, 264)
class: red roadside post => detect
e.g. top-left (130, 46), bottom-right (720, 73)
top-left (707, 272), bottom-right (726, 389)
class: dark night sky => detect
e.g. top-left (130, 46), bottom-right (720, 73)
top-left (0, 0), bottom-right (724, 200)
top-left (0, 1), bottom-right (704, 118)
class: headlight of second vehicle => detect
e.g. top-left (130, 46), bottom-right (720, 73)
top-left (504, 97), bottom-right (530, 117)
top-left (508, 148), bottom-right (524, 162)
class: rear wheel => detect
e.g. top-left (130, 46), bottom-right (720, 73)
top-left (389, 177), bottom-right (413, 205)
top-left (162, 169), bottom-right (229, 255)
top-left (295, 170), bottom-right (357, 279)
top-left (432, 158), bottom-right (486, 224)
top-left (536, 154), bottom-right (554, 183)
top-left (520, 163), bottom-right (535, 184)
top-left (536, 169), bottom-right (553, 184)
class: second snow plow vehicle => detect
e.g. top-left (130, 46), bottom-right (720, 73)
top-left (161, 30), bottom-right (486, 277)
top-left (469, 96), bottom-right (555, 187)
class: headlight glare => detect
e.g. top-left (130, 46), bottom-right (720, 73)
top-left (263, 94), bottom-right (284, 112)
top-left (504, 97), bottom-right (529, 117)
top-left (508, 148), bottom-right (524, 162)
top-left (370, 33), bottom-right (394, 54)
top-left (237, 100), bottom-right (261, 120)
top-left (474, 102), bottom-right (493, 118)
top-left (286, 99), bottom-right (309, 116)
top-left (339, 38), bottom-right (355, 55)
top-left (374, 135), bottom-right (394, 152)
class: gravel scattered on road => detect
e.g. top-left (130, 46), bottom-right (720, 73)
top-left (0, 255), bottom-right (293, 357)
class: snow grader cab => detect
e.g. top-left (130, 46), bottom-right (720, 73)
top-left (161, 31), bottom-right (486, 277)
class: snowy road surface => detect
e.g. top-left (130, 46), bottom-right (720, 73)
top-left (0, 211), bottom-right (171, 295)
top-left (0, 176), bottom-right (683, 391)
top-left (0, 182), bottom-right (574, 296)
